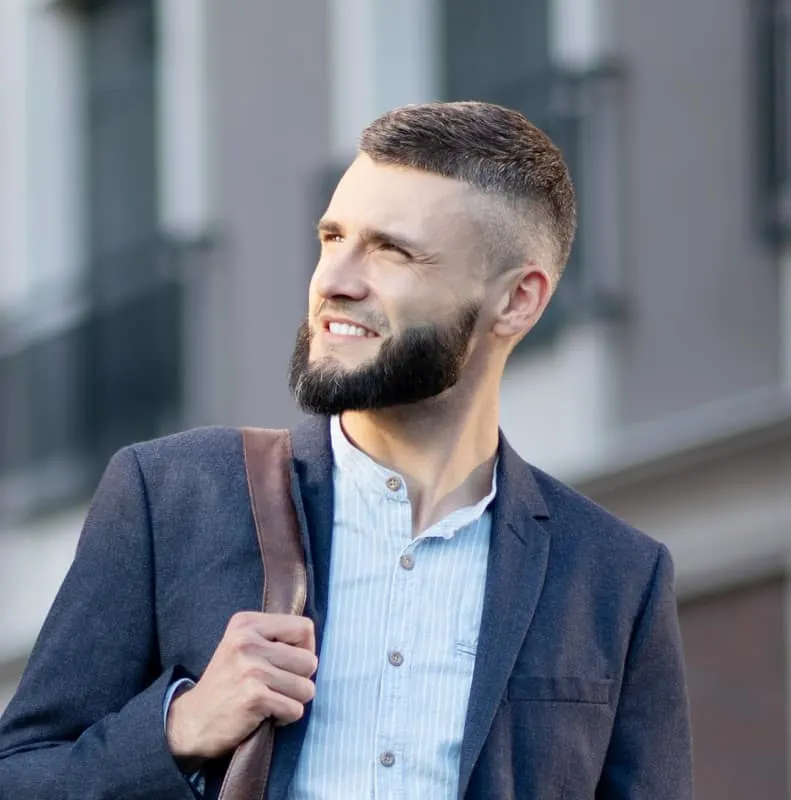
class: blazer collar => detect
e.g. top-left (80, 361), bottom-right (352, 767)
top-left (289, 414), bottom-right (334, 645)
top-left (289, 414), bottom-right (549, 522)
top-left (494, 432), bottom-right (550, 523)
top-left (286, 414), bottom-right (551, 615)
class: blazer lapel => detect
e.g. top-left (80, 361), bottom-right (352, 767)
top-left (457, 435), bottom-right (552, 799)
top-left (266, 414), bottom-right (335, 800)
top-left (288, 414), bottom-right (335, 649)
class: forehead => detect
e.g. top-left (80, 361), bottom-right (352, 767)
top-left (325, 155), bottom-right (481, 250)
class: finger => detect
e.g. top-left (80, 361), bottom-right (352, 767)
top-left (259, 688), bottom-right (306, 725)
top-left (259, 640), bottom-right (318, 677)
top-left (256, 663), bottom-right (316, 705)
top-left (253, 614), bottom-right (316, 652)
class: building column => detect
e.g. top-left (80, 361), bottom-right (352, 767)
top-left (327, 0), bottom-right (440, 160)
top-left (155, 0), bottom-right (227, 427)
top-left (0, 0), bottom-right (86, 328)
top-left (549, 0), bottom-right (614, 69)
top-left (156, 0), bottom-right (212, 239)
top-left (0, 0), bottom-right (29, 315)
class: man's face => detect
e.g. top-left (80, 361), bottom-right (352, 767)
top-left (289, 155), bottom-right (488, 415)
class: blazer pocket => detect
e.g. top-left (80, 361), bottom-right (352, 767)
top-left (507, 675), bottom-right (613, 705)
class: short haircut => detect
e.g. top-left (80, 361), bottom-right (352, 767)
top-left (359, 101), bottom-right (577, 278)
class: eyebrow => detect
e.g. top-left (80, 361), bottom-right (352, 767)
top-left (317, 218), bottom-right (435, 261)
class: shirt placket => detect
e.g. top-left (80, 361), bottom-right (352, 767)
top-left (373, 493), bottom-right (418, 800)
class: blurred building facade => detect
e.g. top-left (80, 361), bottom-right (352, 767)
top-left (0, 0), bottom-right (789, 796)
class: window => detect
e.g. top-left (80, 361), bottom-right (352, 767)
top-left (754, 0), bottom-right (791, 243)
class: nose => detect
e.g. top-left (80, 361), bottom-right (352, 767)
top-left (312, 247), bottom-right (369, 303)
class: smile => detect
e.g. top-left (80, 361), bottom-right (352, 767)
top-left (326, 321), bottom-right (378, 338)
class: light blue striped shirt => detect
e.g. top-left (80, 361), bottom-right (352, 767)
top-left (288, 416), bottom-right (495, 799)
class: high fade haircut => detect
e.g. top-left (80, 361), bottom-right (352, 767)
top-left (358, 101), bottom-right (577, 279)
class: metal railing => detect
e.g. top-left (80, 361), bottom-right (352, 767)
top-left (0, 235), bottom-right (208, 523)
top-left (480, 63), bottom-right (627, 349)
top-left (754, 0), bottom-right (791, 243)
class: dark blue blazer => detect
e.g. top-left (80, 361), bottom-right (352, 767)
top-left (0, 416), bottom-right (692, 799)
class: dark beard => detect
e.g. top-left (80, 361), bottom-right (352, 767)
top-left (288, 304), bottom-right (480, 415)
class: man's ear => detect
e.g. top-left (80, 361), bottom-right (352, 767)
top-left (491, 266), bottom-right (554, 338)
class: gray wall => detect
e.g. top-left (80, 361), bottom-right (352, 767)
top-left (190, 0), bottom-right (329, 430)
top-left (616, 0), bottom-right (781, 425)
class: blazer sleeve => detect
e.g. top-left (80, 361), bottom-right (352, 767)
top-left (596, 544), bottom-right (693, 800)
top-left (0, 446), bottom-right (197, 800)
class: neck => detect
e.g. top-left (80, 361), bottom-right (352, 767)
top-left (340, 378), bottom-right (500, 534)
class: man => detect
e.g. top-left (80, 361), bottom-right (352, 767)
top-left (0, 101), bottom-right (692, 799)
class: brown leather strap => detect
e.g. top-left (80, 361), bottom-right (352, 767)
top-left (217, 428), bottom-right (307, 800)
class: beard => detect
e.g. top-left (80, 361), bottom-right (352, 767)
top-left (288, 303), bottom-right (480, 415)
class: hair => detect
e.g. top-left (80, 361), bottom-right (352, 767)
top-left (359, 101), bottom-right (577, 278)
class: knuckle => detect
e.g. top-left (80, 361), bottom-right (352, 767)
top-left (229, 635), bottom-right (253, 657)
top-left (244, 664), bottom-right (275, 689)
top-left (296, 652), bottom-right (319, 676)
top-left (299, 679), bottom-right (316, 703)
top-left (298, 617), bottom-right (315, 634)
top-left (294, 659), bottom-right (311, 678)
top-left (248, 684), bottom-right (274, 715)
top-left (285, 701), bottom-right (305, 722)
top-left (228, 611), bottom-right (252, 629)
top-left (242, 687), bottom-right (263, 714)
top-left (241, 672), bottom-right (269, 706)
top-left (261, 639), bottom-right (285, 660)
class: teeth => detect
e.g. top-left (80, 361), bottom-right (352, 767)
top-left (328, 322), bottom-right (374, 337)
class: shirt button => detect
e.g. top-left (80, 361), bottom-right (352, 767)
top-left (388, 651), bottom-right (404, 667)
top-left (385, 475), bottom-right (402, 492)
top-left (399, 553), bottom-right (414, 570)
top-left (380, 751), bottom-right (396, 767)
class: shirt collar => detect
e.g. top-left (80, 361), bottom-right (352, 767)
top-left (330, 415), bottom-right (498, 538)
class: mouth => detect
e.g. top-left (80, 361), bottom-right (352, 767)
top-left (322, 318), bottom-right (379, 339)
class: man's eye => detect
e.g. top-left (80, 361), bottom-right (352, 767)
top-left (321, 233), bottom-right (343, 244)
top-left (380, 242), bottom-right (409, 258)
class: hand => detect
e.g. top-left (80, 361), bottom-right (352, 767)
top-left (166, 612), bottom-right (317, 762)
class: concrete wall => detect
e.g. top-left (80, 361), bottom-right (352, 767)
top-left (193, 0), bottom-right (330, 430)
top-left (681, 579), bottom-right (788, 800)
top-left (615, 0), bottom-right (781, 425)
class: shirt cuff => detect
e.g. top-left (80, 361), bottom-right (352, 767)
top-left (162, 677), bottom-right (196, 732)
top-left (163, 677), bottom-right (206, 796)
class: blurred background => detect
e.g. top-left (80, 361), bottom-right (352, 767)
top-left (0, 0), bottom-right (789, 796)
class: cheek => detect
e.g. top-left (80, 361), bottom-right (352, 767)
top-left (306, 284), bottom-right (323, 318)
top-left (380, 275), bottom-right (448, 315)
top-left (394, 291), bottom-right (466, 326)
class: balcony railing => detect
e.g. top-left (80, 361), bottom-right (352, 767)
top-left (754, 0), bottom-right (791, 242)
top-left (479, 63), bottom-right (627, 349)
top-left (0, 236), bottom-right (201, 523)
